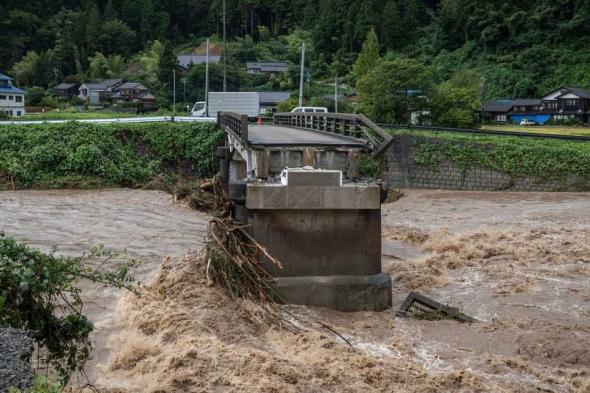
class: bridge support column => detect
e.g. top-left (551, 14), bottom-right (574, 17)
top-left (238, 169), bottom-right (392, 312)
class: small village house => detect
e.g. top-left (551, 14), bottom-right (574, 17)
top-left (53, 82), bottom-right (79, 99)
top-left (110, 82), bottom-right (157, 111)
top-left (0, 73), bottom-right (25, 117)
top-left (78, 79), bottom-right (124, 105)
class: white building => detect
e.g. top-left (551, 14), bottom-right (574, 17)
top-left (0, 73), bottom-right (25, 117)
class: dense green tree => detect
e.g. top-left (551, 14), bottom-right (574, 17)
top-left (353, 28), bottom-right (380, 86)
top-left (98, 19), bottom-right (137, 56)
top-left (357, 55), bottom-right (431, 123)
top-left (431, 70), bottom-right (481, 127)
top-left (380, 1), bottom-right (402, 50)
top-left (11, 51), bottom-right (40, 87)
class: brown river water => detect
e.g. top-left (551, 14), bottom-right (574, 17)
top-left (1, 189), bottom-right (589, 392)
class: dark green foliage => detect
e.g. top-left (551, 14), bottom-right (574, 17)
top-left (0, 122), bottom-right (224, 190)
top-left (394, 129), bottom-right (590, 183)
top-left (2, 0), bottom-right (590, 101)
top-left (0, 235), bottom-right (136, 382)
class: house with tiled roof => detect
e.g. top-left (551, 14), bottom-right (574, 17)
top-left (110, 82), bottom-right (157, 111)
top-left (0, 73), bottom-right (25, 117)
top-left (78, 79), bottom-right (125, 105)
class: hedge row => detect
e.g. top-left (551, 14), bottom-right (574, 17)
top-left (393, 129), bottom-right (590, 181)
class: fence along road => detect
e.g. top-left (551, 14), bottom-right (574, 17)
top-left (0, 116), bottom-right (217, 126)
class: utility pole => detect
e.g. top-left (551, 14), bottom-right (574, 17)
top-left (172, 69), bottom-right (176, 120)
top-left (299, 42), bottom-right (305, 107)
top-left (480, 76), bottom-right (486, 126)
top-left (334, 75), bottom-right (338, 113)
top-left (222, 0), bottom-right (227, 92)
top-left (182, 78), bottom-right (186, 102)
top-left (205, 38), bottom-right (210, 116)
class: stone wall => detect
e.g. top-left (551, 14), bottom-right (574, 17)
top-left (385, 134), bottom-right (590, 192)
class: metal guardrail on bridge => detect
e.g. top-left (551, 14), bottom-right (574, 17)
top-left (381, 124), bottom-right (590, 142)
top-left (217, 112), bottom-right (249, 145)
top-left (273, 112), bottom-right (394, 156)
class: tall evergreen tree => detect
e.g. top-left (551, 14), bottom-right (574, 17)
top-left (353, 28), bottom-right (380, 86)
top-left (381, 1), bottom-right (402, 50)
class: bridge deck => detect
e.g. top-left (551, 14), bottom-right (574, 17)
top-left (246, 125), bottom-right (366, 147)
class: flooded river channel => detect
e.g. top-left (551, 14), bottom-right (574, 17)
top-left (1, 189), bottom-right (589, 392)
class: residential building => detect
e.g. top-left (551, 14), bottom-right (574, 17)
top-left (110, 82), bottom-right (157, 111)
top-left (246, 62), bottom-right (289, 74)
top-left (483, 100), bottom-right (513, 123)
top-left (258, 91), bottom-right (291, 114)
top-left (79, 79), bottom-right (124, 105)
top-left (540, 86), bottom-right (590, 123)
top-left (507, 98), bottom-right (550, 124)
top-left (0, 73), bottom-right (25, 117)
top-left (177, 54), bottom-right (221, 69)
top-left (53, 82), bottom-right (79, 98)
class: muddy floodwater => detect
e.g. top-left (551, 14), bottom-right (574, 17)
top-left (1, 188), bottom-right (589, 392)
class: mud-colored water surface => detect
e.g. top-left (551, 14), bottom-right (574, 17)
top-left (1, 189), bottom-right (589, 392)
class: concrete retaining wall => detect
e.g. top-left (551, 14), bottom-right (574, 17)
top-left (385, 134), bottom-right (590, 191)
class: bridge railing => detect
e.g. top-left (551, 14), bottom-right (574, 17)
top-left (218, 112), bottom-right (249, 145)
top-left (273, 112), bottom-right (394, 156)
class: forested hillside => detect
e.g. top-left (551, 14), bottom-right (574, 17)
top-left (2, 0), bottom-right (590, 121)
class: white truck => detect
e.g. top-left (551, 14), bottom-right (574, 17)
top-left (191, 92), bottom-right (260, 118)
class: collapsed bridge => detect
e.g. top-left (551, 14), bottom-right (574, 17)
top-left (217, 112), bottom-right (394, 311)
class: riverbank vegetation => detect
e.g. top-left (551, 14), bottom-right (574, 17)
top-left (0, 122), bottom-right (223, 190)
top-left (0, 235), bottom-right (137, 383)
top-left (392, 129), bottom-right (590, 184)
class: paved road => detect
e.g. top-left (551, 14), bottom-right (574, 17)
top-left (247, 124), bottom-right (367, 147)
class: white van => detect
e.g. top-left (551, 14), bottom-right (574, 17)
top-left (291, 107), bottom-right (328, 113)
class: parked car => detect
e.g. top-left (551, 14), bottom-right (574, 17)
top-left (519, 118), bottom-right (536, 126)
top-left (290, 107), bottom-right (328, 113)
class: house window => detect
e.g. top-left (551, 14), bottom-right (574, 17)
top-left (0, 95), bottom-right (6, 100)
top-left (17, 111), bottom-right (22, 116)
top-left (8, 95), bottom-right (13, 100)
top-left (565, 99), bottom-right (578, 106)
top-left (496, 114), bottom-right (507, 122)
top-left (16, 96), bottom-right (22, 103)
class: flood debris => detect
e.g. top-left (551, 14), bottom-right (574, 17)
top-left (396, 292), bottom-right (476, 322)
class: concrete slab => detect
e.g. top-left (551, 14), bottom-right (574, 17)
top-left (246, 184), bottom-right (381, 209)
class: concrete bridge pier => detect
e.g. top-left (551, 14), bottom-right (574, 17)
top-left (237, 169), bottom-right (392, 311)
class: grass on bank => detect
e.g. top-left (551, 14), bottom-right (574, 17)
top-left (390, 128), bottom-right (590, 186)
top-left (0, 121), bottom-right (224, 190)
top-left (482, 124), bottom-right (590, 136)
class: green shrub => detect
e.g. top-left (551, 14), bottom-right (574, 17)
top-left (0, 122), bottom-right (224, 189)
top-left (0, 235), bottom-right (137, 382)
top-left (9, 375), bottom-right (62, 393)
